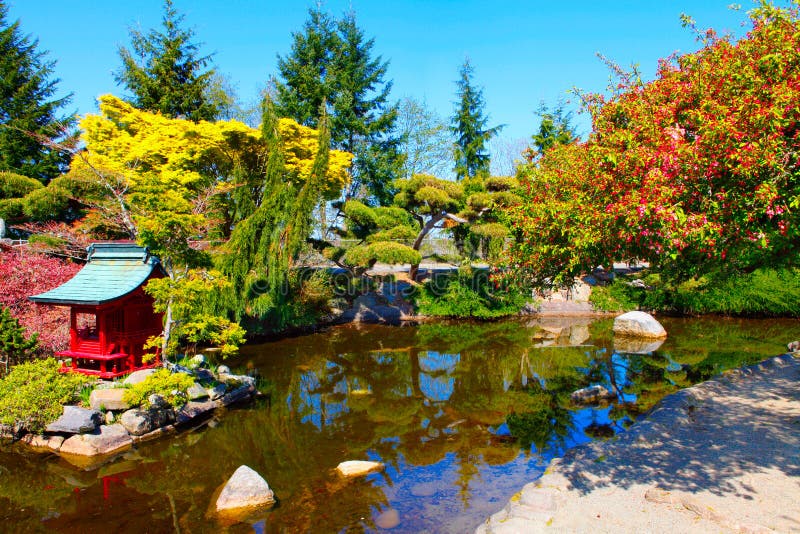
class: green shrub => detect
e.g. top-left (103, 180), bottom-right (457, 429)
top-left (0, 359), bottom-right (86, 434)
top-left (416, 269), bottom-right (527, 319)
top-left (122, 368), bottom-right (195, 409)
top-left (0, 198), bottom-right (24, 220)
top-left (596, 268), bottom-right (800, 316)
top-left (589, 281), bottom-right (641, 312)
top-left (22, 186), bottom-right (70, 221)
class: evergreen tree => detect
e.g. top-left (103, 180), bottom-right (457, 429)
top-left (115, 0), bottom-right (219, 121)
top-left (451, 60), bottom-right (502, 180)
top-left (274, 9), bottom-right (400, 205)
top-left (530, 103), bottom-right (576, 157)
top-left (0, 306), bottom-right (38, 376)
top-left (0, 2), bottom-right (75, 184)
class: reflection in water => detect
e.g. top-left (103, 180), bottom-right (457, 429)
top-left (0, 316), bottom-right (798, 533)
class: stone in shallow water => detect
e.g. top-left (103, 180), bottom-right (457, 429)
top-left (613, 311), bottom-right (667, 339)
top-left (336, 460), bottom-right (384, 477)
top-left (187, 382), bottom-right (209, 400)
top-left (215, 465), bottom-right (275, 512)
top-left (59, 424), bottom-right (132, 457)
top-left (45, 405), bottom-right (102, 434)
top-left (375, 508), bottom-right (400, 529)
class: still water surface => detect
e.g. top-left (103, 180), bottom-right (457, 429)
top-left (1, 316), bottom-right (798, 533)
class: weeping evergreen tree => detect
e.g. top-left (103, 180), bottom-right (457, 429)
top-left (220, 99), bottom-right (330, 330)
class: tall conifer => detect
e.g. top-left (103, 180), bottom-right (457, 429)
top-left (116, 0), bottom-right (219, 121)
top-left (0, 2), bottom-right (74, 184)
top-left (451, 60), bottom-right (501, 180)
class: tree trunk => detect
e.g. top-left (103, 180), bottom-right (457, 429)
top-left (409, 214), bottom-right (443, 281)
top-left (161, 300), bottom-right (173, 365)
top-left (0, 217), bottom-right (5, 239)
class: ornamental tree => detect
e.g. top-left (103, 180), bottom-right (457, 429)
top-left (76, 95), bottom-right (351, 353)
top-left (509, 3), bottom-right (800, 286)
top-left (0, 306), bottom-right (38, 376)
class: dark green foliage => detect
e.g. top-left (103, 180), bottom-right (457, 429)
top-left (530, 104), bottom-right (576, 157)
top-left (0, 358), bottom-right (85, 433)
top-left (0, 197), bottom-right (23, 219)
top-left (591, 268), bottom-right (800, 316)
top-left (115, 0), bottom-right (219, 121)
top-left (0, 4), bottom-right (75, 183)
top-left (275, 8), bottom-right (400, 204)
top-left (415, 269), bottom-right (526, 319)
top-left (0, 306), bottom-right (37, 376)
top-left (0, 171), bottom-right (42, 199)
top-left (451, 60), bottom-right (502, 180)
top-left (221, 99), bottom-right (332, 331)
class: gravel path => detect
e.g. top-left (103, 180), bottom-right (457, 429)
top-left (476, 354), bottom-right (800, 533)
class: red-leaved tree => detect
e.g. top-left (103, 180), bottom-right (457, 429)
top-left (0, 244), bottom-right (81, 353)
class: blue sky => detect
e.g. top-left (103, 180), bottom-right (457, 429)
top-left (7, 0), bottom-right (760, 163)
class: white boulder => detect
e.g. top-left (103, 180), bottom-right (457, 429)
top-left (613, 311), bottom-right (667, 339)
top-left (215, 465), bottom-right (275, 512)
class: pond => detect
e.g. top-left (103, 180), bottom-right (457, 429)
top-left (1, 316), bottom-right (798, 533)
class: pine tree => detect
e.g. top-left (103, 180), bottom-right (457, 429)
top-left (0, 2), bottom-right (75, 184)
top-left (115, 0), bottom-right (219, 121)
top-left (530, 104), bottom-right (576, 156)
top-left (451, 60), bottom-right (502, 180)
top-left (0, 306), bottom-right (38, 376)
top-left (274, 9), bottom-right (400, 205)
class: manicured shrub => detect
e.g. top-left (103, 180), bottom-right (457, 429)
top-left (0, 306), bottom-right (38, 376)
top-left (415, 268), bottom-right (527, 319)
top-left (122, 368), bottom-right (195, 408)
top-left (0, 359), bottom-right (86, 434)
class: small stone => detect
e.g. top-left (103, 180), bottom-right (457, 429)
top-left (208, 383), bottom-right (227, 400)
top-left (59, 424), bottom-right (132, 457)
top-left (336, 460), bottom-right (384, 477)
top-left (22, 433), bottom-right (64, 452)
top-left (189, 354), bottom-right (206, 368)
top-left (216, 365), bottom-right (231, 375)
top-left (148, 394), bottom-right (168, 409)
top-left (119, 408), bottom-right (175, 436)
top-left (105, 411), bottom-right (115, 425)
top-left (123, 368), bottom-right (157, 386)
top-left (613, 311), bottom-right (667, 339)
top-left (375, 508), bottom-right (400, 529)
top-left (45, 405), bottom-right (102, 434)
top-left (215, 465), bottom-right (275, 512)
top-left (570, 385), bottom-right (616, 404)
top-left (187, 382), bottom-right (209, 400)
top-left (89, 388), bottom-right (130, 411)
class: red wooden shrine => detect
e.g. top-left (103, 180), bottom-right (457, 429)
top-left (29, 243), bottom-right (164, 379)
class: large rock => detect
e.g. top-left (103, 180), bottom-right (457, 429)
top-left (215, 465), bottom-right (275, 512)
top-left (89, 388), bottom-right (130, 411)
top-left (613, 311), bottom-right (667, 339)
top-left (45, 405), bottom-right (102, 434)
top-left (119, 408), bottom-right (175, 436)
top-left (59, 424), bottom-right (132, 457)
top-left (123, 368), bottom-right (157, 386)
top-left (336, 460), bottom-right (384, 477)
top-left (175, 399), bottom-right (216, 424)
top-left (219, 384), bottom-right (255, 407)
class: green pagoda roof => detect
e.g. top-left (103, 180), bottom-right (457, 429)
top-left (29, 243), bottom-right (160, 306)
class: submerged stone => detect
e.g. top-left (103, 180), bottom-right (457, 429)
top-left (336, 460), bottom-right (384, 477)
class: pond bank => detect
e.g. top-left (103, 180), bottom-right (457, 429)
top-left (477, 353), bottom-right (800, 533)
